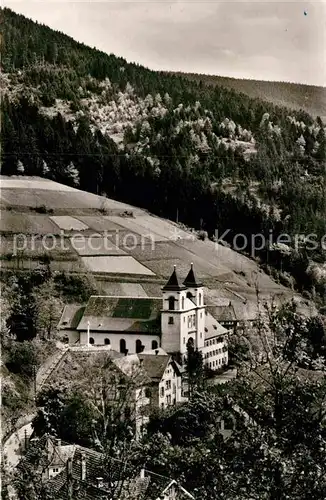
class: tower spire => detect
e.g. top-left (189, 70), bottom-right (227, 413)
top-left (183, 262), bottom-right (202, 288)
top-left (162, 265), bottom-right (186, 291)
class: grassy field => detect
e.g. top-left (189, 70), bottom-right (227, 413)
top-left (74, 216), bottom-right (124, 232)
top-left (71, 236), bottom-right (127, 256)
top-left (50, 216), bottom-right (89, 231)
top-left (0, 213), bottom-right (59, 234)
top-left (81, 255), bottom-right (156, 275)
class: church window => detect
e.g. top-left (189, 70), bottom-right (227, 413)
top-left (89, 337), bottom-right (94, 345)
top-left (136, 339), bottom-right (142, 353)
top-left (152, 340), bottom-right (158, 350)
top-left (199, 293), bottom-right (202, 305)
top-left (168, 296), bottom-right (175, 310)
top-left (181, 297), bottom-right (184, 309)
top-left (104, 338), bottom-right (110, 345)
top-left (120, 339), bottom-right (126, 353)
top-left (168, 316), bottom-right (174, 325)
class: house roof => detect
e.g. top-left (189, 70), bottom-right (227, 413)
top-left (58, 304), bottom-right (86, 330)
top-left (41, 347), bottom-right (123, 390)
top-left (204, 312), bottom-right (228, 340)
top-left (162, 265), bottom-right (186, 291)
top-left (183, 263), bottom-right (202, 288)
top-left (112, 354), bottom-right (151, 385)
top-left (137, 353), bottom-right (170, 381)
top-left (24, 435), bottom-right (195, 500)
top-left (77, 296), bottom-right (162, 334)
top-left (206, 303), bottom-right (237, 323)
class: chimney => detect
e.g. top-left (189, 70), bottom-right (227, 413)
top-left (67, 457), bottom-right (72, 477)
top-left (140, 469), bottom-right (145, 479)
top-left (155, 349), bottom-right (159, 356)
top-left (96, 477), bottom-right (104, 488)
top-left (81, 452), bottom-right (86, 481)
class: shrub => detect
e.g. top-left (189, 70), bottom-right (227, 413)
top-left (197, 230), bottom-right (208, 241)
top-left (5, 340), bottom-right (40, 380)
top-left (33, 205), bottom-right (53, 214)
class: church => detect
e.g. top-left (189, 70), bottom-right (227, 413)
top-left (58, 264), bottom-right (229, 370)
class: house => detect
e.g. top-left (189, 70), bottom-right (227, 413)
top-left (18, 435), bottom-right (195, 500)
top-left (137, 348), bottom-right (187, 410)
top-left (41, 345), bottom-right (151, 439)
top-left (206, 301), bottom-right (238, 332)
top-left (58, 264), bottom-right (229, 372)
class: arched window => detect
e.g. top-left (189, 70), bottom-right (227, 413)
top-left (199, 293), bottom-right (202, 305)
top-left (151, 340), bottom-right (158, 350)
top-left (120, 339), bottom-right (126, 353)
top-left (187, 337), bottom-right (194, 348)
top-left (136, 339), bottom-right (142, 354)
top-left (168, 296), bottom-right (175, 310)
top-left (186, 291), bottom-right (193, 299)
top-left (89, 337), bottom-right (94, 345)
top-left (104, 338), bottom-right (110, 345)
top-left (181, 297), bottom-right (184, 309)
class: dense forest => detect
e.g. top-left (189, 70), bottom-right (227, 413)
top-left (1, 8), bottom-right (325, 305)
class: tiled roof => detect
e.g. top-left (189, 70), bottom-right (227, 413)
top-left (77, 296), bottom-right (162, 334)
top-left (162, 265), bottom-right (186, 291)
top-left (22, 436), bottom-right (195, 500)
top-left (58, 304), bottom-right (85, 329)
top-left (205, 312), bottom-right (228, 340)
top-left (42, 348), bottom-right (124, 390)
top-left (112, 354), bottom-right (151, 385)
top-left (183, 263), bottom-right (202, 288)
top-left (206, 303), bottom-right (237, 322)
top-left (137, 353), bottom-right (170, 381)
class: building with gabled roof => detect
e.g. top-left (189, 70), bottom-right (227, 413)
top-left (58, 264), bottom-right (228, 371)
top-left (18, 435), bottom-right (195, 500)
top-left (137, 349), bottom-right (187, 409)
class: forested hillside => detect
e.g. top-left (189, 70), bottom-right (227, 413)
top-left (173, 72), bottom-right (326, 122)
top-left (1, 8), bottom-right (325, 306)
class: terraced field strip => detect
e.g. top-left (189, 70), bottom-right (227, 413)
top-left (81, 255), bottom-right (156, 275)
top-left (50, 216), bottom-right (89, 231)
top-left (74, 215), bottom-right (125, 232)
top-left (107, 216), bottom-right (169, 242)
top-left (134, 214), bottom-right (195, 241)
top-left (0, 178), bottom-right (77, 190)
top-left (0, 213), bottom-right (60, 234)
top-left (71, 236), bottom-right (127, 256)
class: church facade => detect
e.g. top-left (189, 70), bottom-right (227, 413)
top-left (58, 264), bottom-right (229, 370)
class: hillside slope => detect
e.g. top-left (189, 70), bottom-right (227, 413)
top-left (1, 8), bottom-right (325, 308)
top-left (172, 72), bottom-right (326, 122)
top-left (0, 176), bottom-right (315, 320)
